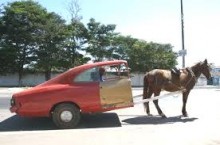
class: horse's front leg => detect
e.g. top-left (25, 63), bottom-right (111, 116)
top-left (153, 90), bottom-right (167, 118)
top-left (182, 90), bottom-right (190, 117)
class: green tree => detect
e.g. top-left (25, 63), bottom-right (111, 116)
top-left (62, 0), bottom-right (90, 68)
top-left (150, 43), bottom-right (177, 69)
top-left (127, 40), bottom-right (152, 72)
top-left (111, 35), bottom-right (138, 60)
top-left (0, 1), bottom-right (48, 85)
top-left (85, 18), bottom-right (118, 61)
top-left (34, 12), bottom-right (69, 80)
top-left (127, 40), bottom-right (177, 72)
top-left (0, 0), bottom-right (178, 82)
top-left (62, 21), bottom-right (89, 69)
top-left (0, 45), bottom-right (17, 74)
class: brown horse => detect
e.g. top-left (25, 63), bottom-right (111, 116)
top-left (143, 59), bottom-right (211, 118)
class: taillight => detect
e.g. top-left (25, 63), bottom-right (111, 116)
top-left (10, 97), bottom-right (15, 106)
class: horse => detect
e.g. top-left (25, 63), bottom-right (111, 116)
top-left (143, 59), bottom-right (211, 118)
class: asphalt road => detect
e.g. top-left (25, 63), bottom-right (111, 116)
top-left (0, 87), bottom-right (220, 145)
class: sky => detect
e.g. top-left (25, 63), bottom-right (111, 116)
top-left (2, 0), bottom-right (220, 67)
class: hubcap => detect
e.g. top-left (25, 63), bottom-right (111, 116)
top-left (60, 110), bottom-right (73, 122)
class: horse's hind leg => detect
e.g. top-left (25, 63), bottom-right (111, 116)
top-left (153, 90), bottom-right (167, 118)
top-left (143, 89), bottom-right (153, 116)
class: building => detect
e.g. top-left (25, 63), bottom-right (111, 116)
top-left (211, 66), bottom-right (220, 85)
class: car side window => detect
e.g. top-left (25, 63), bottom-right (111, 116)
top-left (74, 68), bottom-right (99, 82)
top-left (73, 63), bottom-right (130, 83)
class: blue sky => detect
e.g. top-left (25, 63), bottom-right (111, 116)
top-left (2, 0), bottom-right (220, 67)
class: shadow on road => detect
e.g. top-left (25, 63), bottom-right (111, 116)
top-left (0, 113), bottom-right (121, 131)
top-left (0, 115), bottom-right (56, 131)
top-left (122, 115), bottom-right (198, 125)
top-left (79, 113), bottom-right (121, 128)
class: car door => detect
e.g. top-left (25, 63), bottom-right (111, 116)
top-left (99, 63), bottom-right (133, 109)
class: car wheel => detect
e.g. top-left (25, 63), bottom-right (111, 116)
top-left (52, 103), bottom-right (81, 129)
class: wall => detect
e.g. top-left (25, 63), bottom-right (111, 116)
top-left (0, 73), bottom-right (58, 87)
top-left (0, 73), bottom-right (208, 87)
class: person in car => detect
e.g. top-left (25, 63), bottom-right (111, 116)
top-left (99, 67), bottom-right (105, 81)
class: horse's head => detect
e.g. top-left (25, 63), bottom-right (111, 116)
top-left (199, 59), bottom-right (211, 80)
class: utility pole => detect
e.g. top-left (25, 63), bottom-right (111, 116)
top-left (180, 0), bottom-right (186, 68)
top-left (180, 0), bottom-right (185, 68)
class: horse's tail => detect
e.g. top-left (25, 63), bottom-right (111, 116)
top-left (143, 73), bottom-right (149, 100)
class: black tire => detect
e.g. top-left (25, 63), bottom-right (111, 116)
top-left (52, 103), bottom-right (81, 129)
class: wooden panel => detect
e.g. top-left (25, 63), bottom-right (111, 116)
top-left (100, 78), bottom-right (133, 109)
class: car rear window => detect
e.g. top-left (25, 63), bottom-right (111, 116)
top-left (74, 67), bottom-right (99, 82)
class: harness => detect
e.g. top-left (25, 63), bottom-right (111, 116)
top-left (170, 67), bottom-right (197, 92)
top-left (186, 67), bottom-right (197, 81)
top-left (183, 67), bottom-right (198, 90)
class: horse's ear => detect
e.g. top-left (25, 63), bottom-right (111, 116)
top-left (204, 59), bottom-right (208, 64)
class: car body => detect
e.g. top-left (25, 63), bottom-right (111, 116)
top-left (10, 60), bottom-right (133, 128)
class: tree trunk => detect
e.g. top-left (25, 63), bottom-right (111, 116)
top-left (18, 62), bottom-right (24, 87)
top-left (45, 69), bottom-right (51, 81)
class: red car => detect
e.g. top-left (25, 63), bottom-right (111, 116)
top-left (10, 60), bottom-right (133, 129)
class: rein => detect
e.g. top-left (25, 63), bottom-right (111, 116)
top-left (184, 67), bottom-right (197, 88)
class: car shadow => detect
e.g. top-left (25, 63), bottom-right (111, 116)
top-left (122, 115), bottom-right (198, 125)
top-left (79, 113), bottom-right (121, 128)
top-left (0, 113), bottom-right (121, 131)
top-left (0, 116), bottom-right (57, 131)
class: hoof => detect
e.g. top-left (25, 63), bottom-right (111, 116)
top-left (160, 113), bottom-right (167, 118)
top-left (182, 113), bottom-right (188, 117)
top-left (147, 113), bottom-right (153, 116)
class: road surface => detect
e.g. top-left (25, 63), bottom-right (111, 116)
top-left (0, 87), bottom-right (220, 145)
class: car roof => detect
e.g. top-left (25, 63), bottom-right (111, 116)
top-left (37, 60), bottom-right (127, 87)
